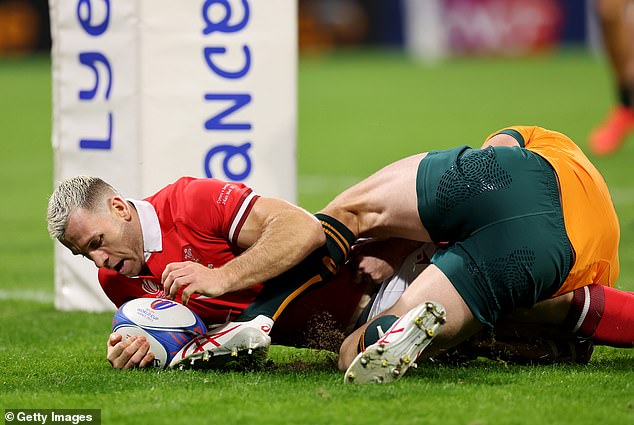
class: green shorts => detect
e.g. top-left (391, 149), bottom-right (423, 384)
top-left (416, 145), bottom-right (573, 327)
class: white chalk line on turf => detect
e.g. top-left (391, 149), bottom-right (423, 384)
top-left (298, 174), bottom-right (364, 194)
top-left (0, 289), bottom-right (54, 304)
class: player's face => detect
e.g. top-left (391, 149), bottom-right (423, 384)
top-left (63, 198), bottom-right (145, 277)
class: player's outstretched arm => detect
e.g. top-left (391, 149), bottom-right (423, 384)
top-left (164, 197), bottom-right (325, 304)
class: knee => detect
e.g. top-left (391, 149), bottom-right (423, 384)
top-left (337, 354), bottom-right (349, 373)
top-left (338, 331), bottom-right (361, 372)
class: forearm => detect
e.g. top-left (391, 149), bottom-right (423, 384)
top-left (163, 198), bottom-right (329, 303)
top-left (219, 209), bottom-right (326, 293)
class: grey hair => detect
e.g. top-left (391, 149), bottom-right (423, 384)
top-left (47, 176), bottom-right (118, 241)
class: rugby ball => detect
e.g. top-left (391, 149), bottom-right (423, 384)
top-left (112, 298), bottom-right (207, 368)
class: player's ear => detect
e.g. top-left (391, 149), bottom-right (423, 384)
top-left (111, 196), bottom-right (132, 220)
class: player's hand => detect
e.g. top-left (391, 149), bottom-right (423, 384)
top-left (162, 261), bottom-right (227, 305)
top-left (354, 255), bottom-right (395, 284)
top-left (107, 332), bottom-right (155, 369)
top-left (351, 240), bottom-right (398, 284)
top-left (350, 239), bottom-right (433, 285)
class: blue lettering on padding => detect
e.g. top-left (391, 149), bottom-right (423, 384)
top-left (77, 0), bottom-right (110, 36)
top-left (79, 112), bottom-right (113, 150)
top-left (203, 46), bottom-right (251, 79)
top-left (78, 52), bottom-right (112, 100)
top-left (204, 142), bottom-right (252, 180)
top-left (204, 94), bottom-right (252, 130)
top-left (201, 0), bottom-right (250, 35)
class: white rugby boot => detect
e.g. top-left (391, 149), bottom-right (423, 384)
top-left (169, 315), bottom-right (273, 370)
top-left (344, 301), bottom-right (446, 384)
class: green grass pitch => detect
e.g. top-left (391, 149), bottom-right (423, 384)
top-left (1, 50), bottom-right (633, 425)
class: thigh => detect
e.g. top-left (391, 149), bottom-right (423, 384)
top-left (432, 212), bottom-right (572, 328)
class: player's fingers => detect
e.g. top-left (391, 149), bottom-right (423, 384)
top-left (162, 262), bottom-right (191, 299)
top-left (162, 264), bottom-right (176, 298)
top-left (161, 261), bottom-right (190, 282)
top-left (108, 336), bottom-right (137, 368)
top-left (182, 274), bottom-right (220, 305)
top-left (120, 337), bottom-right (148, 369)
top-left (163, 270), bottom-right (180, 300)
top-left (111, 336), bottom-right (146, 369)
top-left (181, 284), bottom-right (198, 306)
top-left (161, 262), bottom-right (177, 284)
top-left (138, 351), bottom-right (155, 369)
top-left (108, 332), bottom-right (123, 348)
top-left (107, 335), bottom-right (135, 360)
top-left (123, 339), bottom-right (151, 369)
top-left (168, 273), bottom-right (193, 300)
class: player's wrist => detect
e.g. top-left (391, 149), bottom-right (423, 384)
top-left (215, 265), bottom-right (243, 295)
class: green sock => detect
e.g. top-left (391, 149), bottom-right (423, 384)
top-left (359, 315), bottom-right (399, 352)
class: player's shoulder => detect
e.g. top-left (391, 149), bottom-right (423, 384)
top-left (171, 177), bottom-right (250, 199)
top-left (182, 178), bottom-right (255, 212)
top-left (148, 177), bottom-right (247, 204)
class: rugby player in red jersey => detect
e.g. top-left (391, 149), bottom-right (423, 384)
top-left (47, 176), bottom-right (357, 369)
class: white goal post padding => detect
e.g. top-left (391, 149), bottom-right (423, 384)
top-left (49, 0), bottom-right (297, 311)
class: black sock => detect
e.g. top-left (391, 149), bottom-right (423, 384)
top-left (314, 213), bottom-right (357, 274)
top-left (236, 214), bottom-right (357, 322)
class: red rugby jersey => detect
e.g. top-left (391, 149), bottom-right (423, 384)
top-left (99, 177), bottom-right (262, 324)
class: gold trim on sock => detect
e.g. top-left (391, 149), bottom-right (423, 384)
top-left (272, 275), bottom-right (323, 321)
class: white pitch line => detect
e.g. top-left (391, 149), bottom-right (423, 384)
top-left (298, 174), bottom-right (364, 194)
top-left (0, 289), bottom-right (54, 304)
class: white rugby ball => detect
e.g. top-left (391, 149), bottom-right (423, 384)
top-left (112, 298), bottom-right (207, 368)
